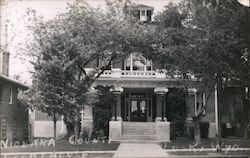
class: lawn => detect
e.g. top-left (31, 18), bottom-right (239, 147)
top-left (1, 139), bottom-right (119, 153)
top-left (161, 137), bottom-right (250, 149)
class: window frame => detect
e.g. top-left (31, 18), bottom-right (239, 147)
top-left (9, 87), bottom-right (13, 104)
top-left (0, 84), bottom-right (3, 102)
top-left (1, 116), bottom-right (7, 140)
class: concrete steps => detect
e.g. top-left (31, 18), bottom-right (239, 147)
top-left (121, 122), bottom-right (158, 142)
top-left (122, 135), bottom-right (158, 140)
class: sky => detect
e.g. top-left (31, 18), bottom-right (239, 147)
top-left (4, 0), bottom-right (180, 85)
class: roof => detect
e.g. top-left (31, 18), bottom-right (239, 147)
top-left (127, 4), bottom-right (154, 10)
top-left (0, 74), bottom-right (29, 89)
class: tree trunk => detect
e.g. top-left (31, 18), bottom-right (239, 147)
top-left (74, 111), bottom-right (80, 144)
top-left (193, 117), bottom-right (201, 145)
top-left (53, 119), bottom-right (57, 141)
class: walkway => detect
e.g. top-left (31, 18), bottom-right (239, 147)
top-left (113, 143), bottom-right (169, 158)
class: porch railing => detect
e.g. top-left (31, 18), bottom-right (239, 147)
top-left (85, 68), bottom-right (198, 80)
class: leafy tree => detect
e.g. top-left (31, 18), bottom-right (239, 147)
top-left (25, 0), bottom-right (152, 143)
top-left (153, 0), bottom-right (249, 148)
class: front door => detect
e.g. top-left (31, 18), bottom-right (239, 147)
top-left (130, 99), bottom-right (147, 122)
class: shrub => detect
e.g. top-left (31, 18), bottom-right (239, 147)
top-left (200, 122), bottom-right (210, 139)
top-left (92, 85), bottom-right (116, 139)
top-left (166, 88), bottom-right (187, 138)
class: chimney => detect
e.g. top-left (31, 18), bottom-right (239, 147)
top-left (1, 50), bottom-right (9, 76)
top-left (0, 15), bottom-right (10, 76)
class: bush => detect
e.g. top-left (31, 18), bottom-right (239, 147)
top-left (200, 122), bottom-right (210, 139)
top-left (166, 88), bottom-right (187, 138)
top-left (92, 85), bottom-right (116, 139)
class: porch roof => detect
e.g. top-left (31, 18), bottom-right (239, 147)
top-left (127, 4), bottom-right (154, 10)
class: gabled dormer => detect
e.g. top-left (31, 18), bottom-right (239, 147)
top-left (126, 4), bottom-right (154, 22)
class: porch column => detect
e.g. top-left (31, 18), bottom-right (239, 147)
top-left (111, 87), bottom-right (124, 121)
top-left (186, 88), bottom-right (197, 119)
top-left (80, 105), bottom-right (93, 137)
top-left (154, 87), bottom-right (169, 121)
top-left (185, 88), bottom-right (197, 137)
top-left (109, 87), bottom-right (123, 142)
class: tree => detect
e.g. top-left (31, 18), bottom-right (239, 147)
top-left (153, 0), bottom-right (249, 149)
top-left (25, 0), bottom-right (151, 143)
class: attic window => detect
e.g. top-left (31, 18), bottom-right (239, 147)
top-left (141, 10), bottom-right (146, 16)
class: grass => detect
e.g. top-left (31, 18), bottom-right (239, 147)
top-left (160, 137), bottom-right (250, 149)
top-left (1, 139), bottom-right (119, 153)
top-left (2, 137), bottom-right (250, 153)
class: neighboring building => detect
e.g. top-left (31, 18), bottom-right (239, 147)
top-left (0, 51), bottom-right (28, 142)
top-left (0, 74), bottom-right (28, 142)
top-left (0, 4), bottom-right (29, 142)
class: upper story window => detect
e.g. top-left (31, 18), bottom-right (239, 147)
top-left (126, 4), bottom-right (154, 22)
top-left (0, 84), bottom-right (2, 102)
top-left (98, 57), bottom-right (112, 70)
top-left (9, 87), bottom-right (12, 104)
top-left (124, 53), bottom-right (153, 71)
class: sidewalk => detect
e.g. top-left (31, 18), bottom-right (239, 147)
top-left (113, 143), bottom-right (169, 158)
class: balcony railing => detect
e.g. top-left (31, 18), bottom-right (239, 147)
top-left (121, 71), bottom-right (156, 78)
top-left (85, 68), bottom-right (198, 80)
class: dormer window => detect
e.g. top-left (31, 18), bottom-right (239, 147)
top-left (126, 4), bottom-right (154, 22)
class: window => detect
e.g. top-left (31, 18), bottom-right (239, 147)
top-left (13, 118), bottom-right (17, 140)
top-left (146, 10), bottom-right (152, 21)
top-left (9, 87), bottom-right (12, 104)
top-left (141, 10), bottom-right (146, 16)
top-left (1, 116), bottom-right (7, 140)
top-left (202, 93), bottom-right (206, 114)
top-left (98, 58), bottom-right (112, 70)
top-left (195, 93), bottom-right (206, 115)
top-left (124, 53), bottom-right (153, 71)
top-left (0, 84), bottom-right (2, 102)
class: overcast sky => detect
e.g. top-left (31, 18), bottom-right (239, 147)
top-left (4, 0), bottom-right (180, 84)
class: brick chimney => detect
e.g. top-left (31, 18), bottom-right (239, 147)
top-left (0, 11), bottom-right (10, 76)
top-left (1, 50), bottom-right (9, 76)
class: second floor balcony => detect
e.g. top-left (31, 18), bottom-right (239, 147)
top-left (85, 68), bottom-right (197, 80)
top-left (85, 53), bottom-right (198, 81)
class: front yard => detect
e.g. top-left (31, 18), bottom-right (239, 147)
top-left (161, 137), bottom-right (250, 149)
top-left (1, 139), bottom-right (119, 153)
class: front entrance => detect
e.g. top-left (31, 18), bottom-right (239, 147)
top-left (124, 88), bottom-right (153, 122)
top-left (130, 99), bottom-right (147, 122)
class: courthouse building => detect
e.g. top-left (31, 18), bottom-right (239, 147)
top-left (29, 0), bottom-right (246, 141)
top-left (80, 0), bottom-right (245, 142)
